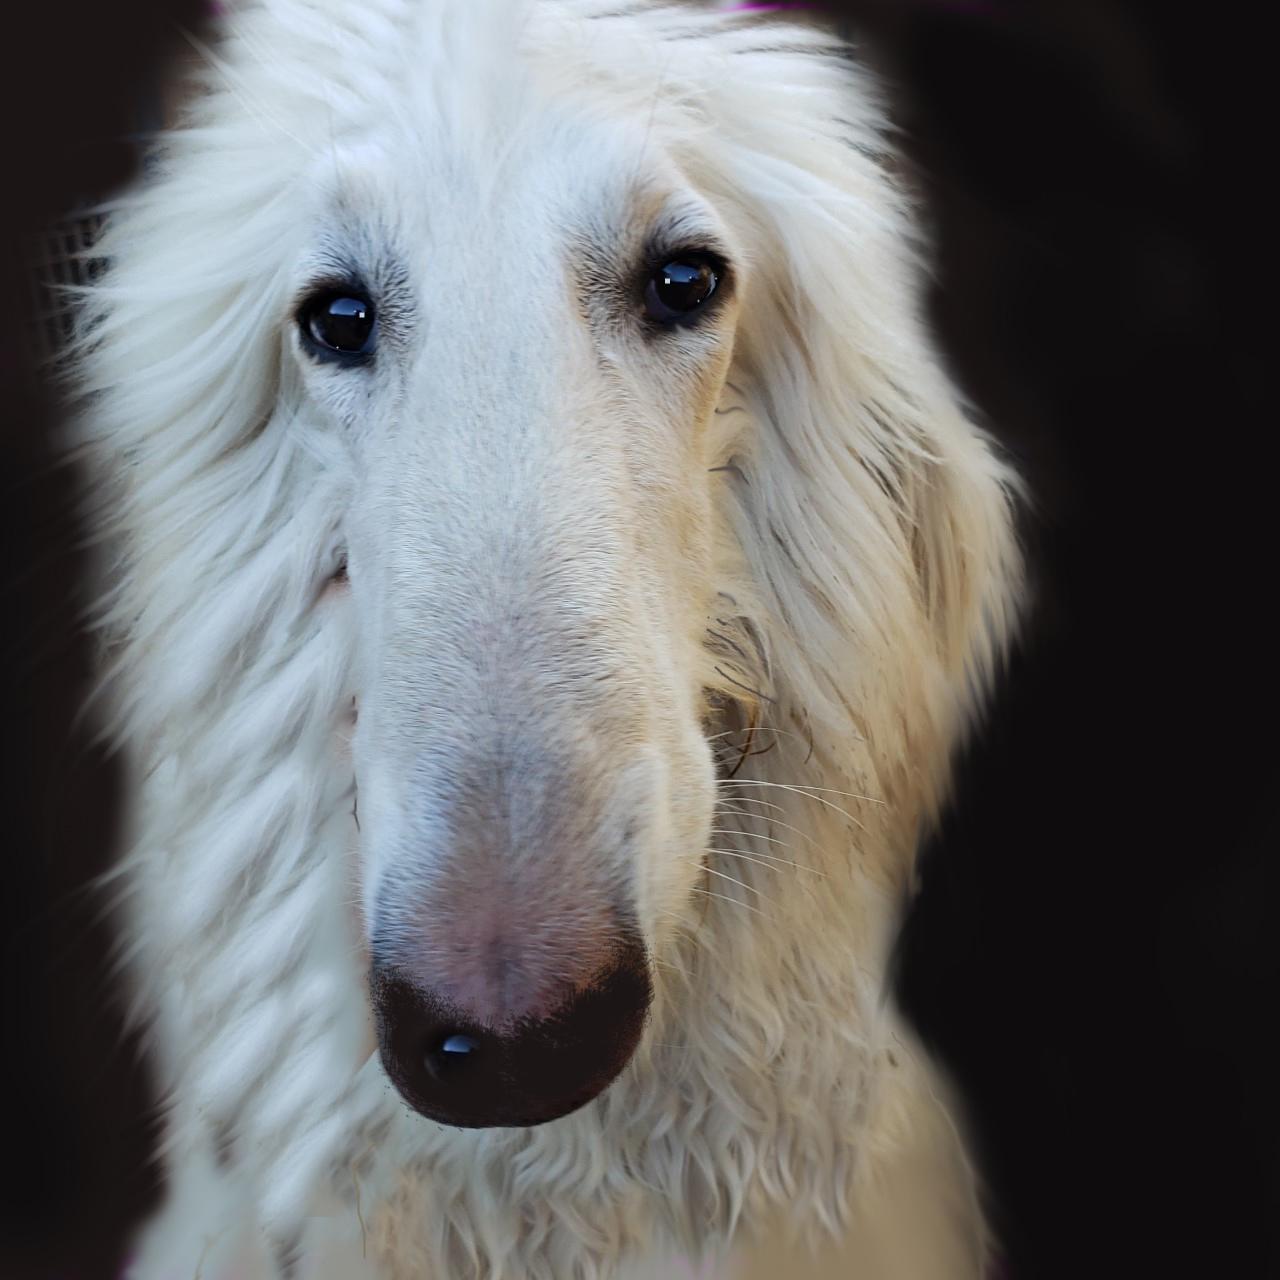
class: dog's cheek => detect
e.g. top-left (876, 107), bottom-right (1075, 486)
top-left (648, 729), bottom-right (719, 942)
top-left (332, 697), bottom-right (375, 1042)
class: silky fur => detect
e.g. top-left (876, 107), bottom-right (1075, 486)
top-left (65, 1), bottom-right (1024, 1277)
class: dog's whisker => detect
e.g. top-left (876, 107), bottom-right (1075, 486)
top-left (712, 723), bottom-right (806, 741)
top-left (712, 803), bottom-right (827, 854)
top-left (721, 783), bottom-right (863, 833)
top-left (707, 846), bottom-right (827, 879)
top-left (715, 793), bottom-right (786, 815)
top-left (688, 886), bottom-right (768, 919)
top-left (721, 779), bottom-right (883, 831)
top-left (708, 826), bottom-right (805, 851)
top-left (722, 777), bottom-right (886, 806)
top-left (699, 862), bottom-right (775, 905)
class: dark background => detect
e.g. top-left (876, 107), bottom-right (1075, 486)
top-left (1, 2), bottom-right (1272, 1278)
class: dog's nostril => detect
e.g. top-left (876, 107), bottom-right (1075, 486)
top-left (425, 1031), bottom-right (481, 1083)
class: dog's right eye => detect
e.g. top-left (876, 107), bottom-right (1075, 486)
top-left (299, 292), bottom-right (377, 359)
top-left (643, 256), bottom-right (720, 325)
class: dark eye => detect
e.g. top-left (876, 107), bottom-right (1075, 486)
top-left (643, 256), bottom-right (720, 325)
top-left (299, 292), bottom-right (376, 358)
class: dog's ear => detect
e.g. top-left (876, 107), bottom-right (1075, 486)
top-left (59, 4), bottom-right (365, 755)
top-left (672, 22), bottom-right (1024, 822)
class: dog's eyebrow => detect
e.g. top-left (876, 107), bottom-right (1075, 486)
top-left (291, 234), bottom-right (373, 295)
top-left (642, 204), bottom-right (733, 266)
top-left (292, 241), bottom-right (415, 317)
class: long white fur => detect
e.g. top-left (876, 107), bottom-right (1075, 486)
top-left (66, 2), bottom-right (1024, 1278)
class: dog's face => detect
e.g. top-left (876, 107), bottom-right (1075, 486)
top-left (292, 110), bottom-right (746, 1126)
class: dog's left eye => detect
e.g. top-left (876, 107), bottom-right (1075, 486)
top-left (299, 292), bottom-right (377, 358)
top-left (643, 256), bottom-right (720, 325)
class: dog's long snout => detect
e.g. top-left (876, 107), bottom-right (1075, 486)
top-left (371, 930), bottom-right (651, 1128)
top-left (358, 573), bottom-right (670, 1127)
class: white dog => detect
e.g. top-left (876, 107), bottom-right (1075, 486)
top-left (67, 1), bottom-right (1023, 1277)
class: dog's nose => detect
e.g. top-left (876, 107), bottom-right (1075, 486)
top-left (371, 937), bottom-right (652, 1127)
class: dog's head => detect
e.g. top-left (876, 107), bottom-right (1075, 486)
top-left (74, 0), bottom-right (1020, 1136)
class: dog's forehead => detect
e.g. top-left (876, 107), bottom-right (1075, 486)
top-left (312, 101), bottom-right (699, 269)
